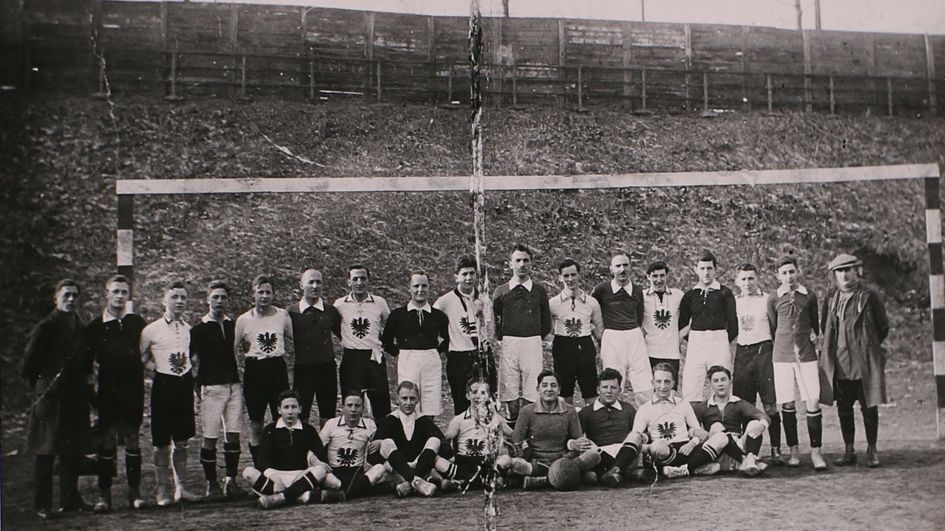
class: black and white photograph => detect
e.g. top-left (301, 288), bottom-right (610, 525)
top-left (2, 0), bottom-right (944, 528)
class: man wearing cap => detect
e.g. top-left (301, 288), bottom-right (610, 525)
top-left (820, 253), bottom-right (890, 468)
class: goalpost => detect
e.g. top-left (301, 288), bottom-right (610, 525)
top-left (115, 162), bottom-right (945, 441)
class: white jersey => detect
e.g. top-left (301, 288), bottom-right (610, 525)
top-left (446, 408), bottom-right (509, 457)
top-left (141, 317), bottom-right (192, 376)
top-left (642, 288), bottom-right (683, 359)
top-left (433, 288), bottom-right (493, 352)
top-left (235, 307), bottom-right (293, 358)
top-left (333, 293), bottom-right (390, 351)
top-left (319, 416), bottom-right (377, 468)
top-left (631, 396), bottom-right (700, 444)
top-left (736, 293), bottom-right (772, 345)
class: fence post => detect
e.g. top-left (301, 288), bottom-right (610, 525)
top-left (829, 75), bottom-right (835, 115)
top-left (766, 73), bottom-right (773, 112)
top-left (447, 63), bottom-right (454, 103)
top-left (308, 51), bottom-right (315, 101)
top-left (887, 77), bottom-right (893, 117)
top-left (577, 66), bottom-right (583, 111)
top-left (926, 34), bottom-right (938, 116)
top-left (684, 23), bottom-right (692, 112)
top-left (376, 60), bottom-right (382, 103)
top-left (641, 68), bottom-right (647, 110)
top-left (238, 55), bottom-right (249, 100)
top-left (703, 71), bottom-right (709, 111)
top-left (802, 30), bottom-right (812, 113)
top-left (164, 48), bottom-right (182, 101)
top-left (92, 52), bottom-right (107, 99)
top-left (511, 64), bottom-right (518, 106)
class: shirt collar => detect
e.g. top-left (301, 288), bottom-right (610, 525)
top-left (777, 284), bottom-right (809, 297)
top-left (163, 313), bottom-right (184, 325)
top-left (651, 394), bottom-right (679, 405)
top-left (391, 408), bottom-right (418, 423)
top-left (201, 313), bottom-right (231, 323)
top-left (299, 298), bottom-right (325, 313)
top-left (102, 309), bottom-right (128, 323)
top-left (645, 286), bottom-right (673, 296)
top-left (276, 418), bottom-right (303, 431)
top-left (407, 301), bottom-right (432, 313)
top-left (558, 290), bottom-right (587, 303)
top-left (735, 290), bottom-right (766, 299)
top-left (337, 416), bottom-right (368, 430)
top-left (509, 278), bottom-right (534, 291)
top-left (611, 279), bottom-right (634, 295)
top-left (694, 281), bottom-right (721, 291)
top-left (593, 399), bottom-right (622, 411)
top-left (344, 293), bottom-right (376, 303)
top-left (707, 394), bottom-right (740, 407)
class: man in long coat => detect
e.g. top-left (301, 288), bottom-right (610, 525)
top-left (819, 254), bottom-right (890, 468)
top-left (21, 279), bottom-right (93, 518)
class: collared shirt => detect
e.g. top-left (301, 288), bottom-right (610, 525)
top-left (693, 393), bottom-right (768, 434)
top-left (591, 280), bottom-right (645, 331)
top-left (299, 298), bottom-right (325, 313)
top-left (381, 303), bottom-right (449, 355)
top-left (391, 409), bottom-right (418, 440)
top-left (434, 288), bottom-right (493, 352)
top-left (190, 313), bottom-right (239, 385)
top-left (319, 415), bottom-right (377, 468)
top-left (511, 398), bottom-right (582, 462)
top-left (333, 293), bottom-right (390, 351)
top-left (258, 419), bottom-right (326, 471)
top-left (87, 310), bottom-right (147, 399)
top-left (509, 278), bottom-right (534, 291)
top-left (549, 290), bottom-right (603, 338)
top-left (578, 398), bottom-right (636, 446)
top-left (493, 279), bottom-right (552, 339)
top-left (736, 292), bottom-right (772, 345)
top-left (446, 408), bottom-right (510, 457)
top-left (642, 287), bottom-right (683, 359)
top-left (141, 316), bottom-right (192, 376)
top-left (631, 395), bottom-right (700, 444)
top-left (234, 307), bottom-right (293, 359)
top-left (102, 309), bottom-right (128, 323)
top-left (768, 284), bottom-right (819, 363)
top-left (678, 282), bottom-right (738, 341)
top-left (276, 417), bottom-right (304, 431)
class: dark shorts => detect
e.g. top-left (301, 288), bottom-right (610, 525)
top-left (98, 389), bottom-right (144, 430)
top-left (551, 335), bottom-right (599, 400)
top-left (243, 356), bottom-right (290, 422)
top-left (150, 372), bottom-right (196, 446)
top-left (733, 340), bottom-right (776, 406)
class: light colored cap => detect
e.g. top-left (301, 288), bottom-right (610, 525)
top-left (827, 253), bottom-right (862, 271)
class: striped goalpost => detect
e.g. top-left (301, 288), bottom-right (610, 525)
top-left (116, 163), bottom-right (945, 438)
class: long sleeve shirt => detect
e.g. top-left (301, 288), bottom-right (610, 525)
top-left (374, 410), bottom-right (448, 461)
top-left (492, 278), bottom-right (552, 340)
top-left (678, 282), bottom-right (738, 342)
top-left (591, 280), bottom-right (645, 331)
top-left (190, 315), bottom-right (239, 385)
top-left (549, 290), bottom-right (603, 338)
top-left (691, 395), bottom-right (769, 434)
top-left (256, 418), bottom-right (327, 471)
top-left (381, 303), bottom-right (449, 355)
top-left (511, 398), bottom-right (582, 462)
top-left (289, 299), bottom-right (342, 365)
top-left (578, 399), bottom-right (636, 446)
top-left (768, 285), bottom-right (819, 363)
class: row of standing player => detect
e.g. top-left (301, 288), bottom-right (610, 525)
top-left (20, 245), bottom-right (888, 517)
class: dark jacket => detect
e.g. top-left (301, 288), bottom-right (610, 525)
top-left (21, 310), bottom-right (92, 455)
top-left (819, 286), bottom-right (890, 408)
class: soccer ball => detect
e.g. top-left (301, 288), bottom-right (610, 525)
top-left (547, 458), bottom-right (581, 491)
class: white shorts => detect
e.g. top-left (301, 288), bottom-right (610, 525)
top-left (600, 328), bottom-right (652, 394)
top-left (397, 349), bottom-right (443, 417)
top-left (681, 329), bottom-right (732, 402)
top-left (773, 361), bottom-right (820, 404)
top-left (201, 383), bottom-right (244, 436)
top-left (498, 336), bottom-right (544, 403)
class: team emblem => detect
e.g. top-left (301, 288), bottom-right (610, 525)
top-left (168, 352), bottom-right (188, 374)
top-left (337, 447), bottom-right (359, 466)
top-left (460, 316), bottom-right (477, 335)
top-left (655, 421), bottom-right (677, 440)
top-left (257, 332), bottom-right (279, 353)
top-left (351, 317), bottom-right (371, 338)
top-left (465, 438), bottom-right (485, 456)
top-left (740, 315), bottom-right (755, 331)
top-left (653, 309), bottom-right (672, 329)
top-left (564, 317), bottom-right (583, 337)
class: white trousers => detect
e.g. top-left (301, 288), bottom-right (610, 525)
top-left (682, 330), bottom-right (732, 402)
top-left (398, 349), bottom-right (443, 417)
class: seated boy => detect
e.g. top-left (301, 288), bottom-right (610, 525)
top-left (319, 391), bottom-right (388, 500)
top-left (242, 390), bottom-right (340, 509)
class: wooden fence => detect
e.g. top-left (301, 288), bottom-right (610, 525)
top-left (3, 0), bottom-right (943, 115)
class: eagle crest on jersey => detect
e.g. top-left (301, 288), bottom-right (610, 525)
top-left (564, 317), bottom-right (583, 337)
top-left (460, 316), bottom-right (477, 335)
top-left (257, 332), bottom-right (279, 353)
top-left (656, 421), bottom-right (677, 440)
top-left (337, 447), bottom-right (359, 467)
top-left (653, 309), bottom-right (672, 329)
top-left (351, 317), bottom-right (371, 339)
top-left (168, 352), bottom-right (188, 374)
top-left (465, 438), bottom-right (485, 456)
top-left (739, 314), bottom-right (755, 331)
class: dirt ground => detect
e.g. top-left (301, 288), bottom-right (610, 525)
top-left (3, 357), bottom-right (944, 531)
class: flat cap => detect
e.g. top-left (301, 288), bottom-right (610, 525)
top-left (828, 253), bottom-right (862, 271)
